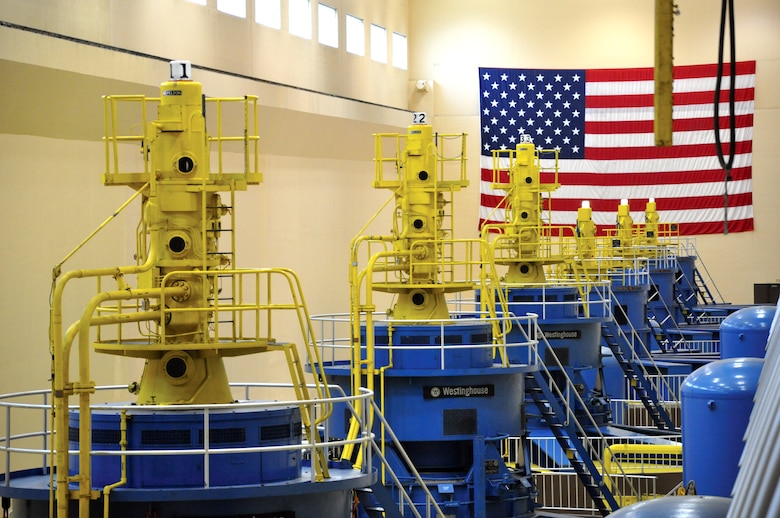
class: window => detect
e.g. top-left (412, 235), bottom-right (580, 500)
top-left (255, 0), bottom-right (281, 29)
top-left (370, 24), bottom-right (387, 63)
top-left (289, 0), bottom-right (312, 39)
top-left (318, 4), bottom-right (338, 47)
top-left (217, 0), bottom-right (246, 18)
top-left (392, 32), bottom-right (407, 69)
top-left (345, 14), bottom-right (364, 56)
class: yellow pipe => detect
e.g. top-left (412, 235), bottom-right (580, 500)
top-left (73, 285), bottom-right (186, 517)
top-left (51, 249), bottom-right (157, 518)
top-left (376, 323), bottom-right (395, 483)
top-left (360, 250), bottom-right (410, 395)
top-left (88, 310), bottom-right (162, 327)
top-left (349, 194), bottom-right (397, 243)
top-left (102, 410), bottom-right (128, 518)
top-left (52, 184), bottom-right (149, 282)
top-left (341, 258), bottom-right (367, 464)
top-left (60, 304), bottom-right (157, 404)
top-left (344, 249), bottom-right (402, 463)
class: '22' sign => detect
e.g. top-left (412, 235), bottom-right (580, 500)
top-left (412, 112), bottom-right (427, 125)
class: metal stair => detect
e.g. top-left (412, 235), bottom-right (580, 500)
top-left (345, 397), bottom-right (447, 518)
top-left (674, 252), bottom-right (724, 310)
top-left (278, 341), bottom-right (330, 480)
top-left (600, 320), bottom-right (677, 432)
top-left (646, 300), bottom-right (687, 352)
top-left (672, 268), bottom-right (700, 320)
top-left (693, 267), bottom-right (717, 305)
top-left (525, 369), bottom-right (619, 517)
top-left (646, 277), bottom-right (679, 326)
top-left (646, 308), bottom-right (675, 352)
top-left (355, 485), bottom-right (399, 518)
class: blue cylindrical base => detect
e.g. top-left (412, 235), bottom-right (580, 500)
top-left (363, 321), bottom-right (494, 369)
top-left (69, 406), bottom-right (302, 488)
top-left (323, 318), bottom-right (537, 517)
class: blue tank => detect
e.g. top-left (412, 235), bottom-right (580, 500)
top-left (607, 495), bottom-right (731, 517)
top-left (681, 358), bottom-right (764, 497)
top-left (720, 305), bottom-right (776, 359)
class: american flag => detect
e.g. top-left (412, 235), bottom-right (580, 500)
top-left (478, 61), bottom-right (755, 235)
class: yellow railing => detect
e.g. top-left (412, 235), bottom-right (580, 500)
top-left (352, 237), bottom-right (493, 292)
top-left (91, 268), bottom-right (317, 355)
top-left (489, 146), bottom-right (560, 191)
top-left (102, 94), bottom-right (153, 180)
top-left (206, 96), bottom-right (261, 179)
top-left (482, 224), bottom-right (579, 264)
top-left (373, 132), bottom-right (467, 189)
top-left (604, 443), bottom-right (683, 506)
top-left (102, 94), bottom-right (262, 185)
top-left (91, 267), bottom-right (334, 442)
top-left (52, 265), bottom-right (334, 515)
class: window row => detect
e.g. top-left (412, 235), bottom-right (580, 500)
top-left (187, 0), bottom-right (407, 69)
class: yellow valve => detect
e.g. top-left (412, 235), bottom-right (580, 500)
top-left (497, 143), bottom-right (549, 284)
top-left (645, 198), bottom-right (660, 244)
top-left (616, 199), bottom-right (634, 250)
top-left (577, 201), bottom-right (596, 260)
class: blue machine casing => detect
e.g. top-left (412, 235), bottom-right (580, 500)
top-left (69, 406), bottom-right (302, 488)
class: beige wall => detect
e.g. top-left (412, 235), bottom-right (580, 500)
top-left (1, 0), bottom-right (779, 396)
top-left (408, 0), bottom-right (780, 306)
top-left (0, 0), bottom-right (409, 394)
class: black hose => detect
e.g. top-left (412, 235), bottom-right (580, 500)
top-left (714, 0), bottom-right (737, 234)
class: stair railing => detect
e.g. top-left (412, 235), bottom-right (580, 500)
top-left (607, 291), bottom-right (680, 406)
top-left (366, 397), bottom-right (447, 518)
top-left (675, 240), bottom-right (726, 305)
top-left (514, 318), bottom-right (641, 510)
top-left (646, 278), bottom-right (689, 351)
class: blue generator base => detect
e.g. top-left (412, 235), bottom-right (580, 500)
top-left (363, 321), bottom-right (494, 370)
top-left (69, 405), bottom-right (302, 488)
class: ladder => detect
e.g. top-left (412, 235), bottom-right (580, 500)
top-left (693, 267), bottom-right (718, 305)
top-left (674, 260), bottom-right (722, 311)
top-left (273, 342), bottom-right (330, 481)
top-left (525, 370), bottom-right (619, 517)
top-left (600, 320), bottom-right (677, 432)
top-left (647, 280), bottom-right (677, 329)
top-left (208, 190), bottom-right (238, 332)
top-left (672, 267), bottom-right (699, 320)
top-left (350, 397), bottom-right (447, 518)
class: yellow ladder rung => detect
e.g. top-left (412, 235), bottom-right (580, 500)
top-left (282, 342), bottom-right (330, 481)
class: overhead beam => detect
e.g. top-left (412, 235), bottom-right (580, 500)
top-left (654, 0), bottom-right (674, 147)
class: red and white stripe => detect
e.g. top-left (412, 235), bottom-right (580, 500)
top-left (479, 61), bottom-right (756, 235)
